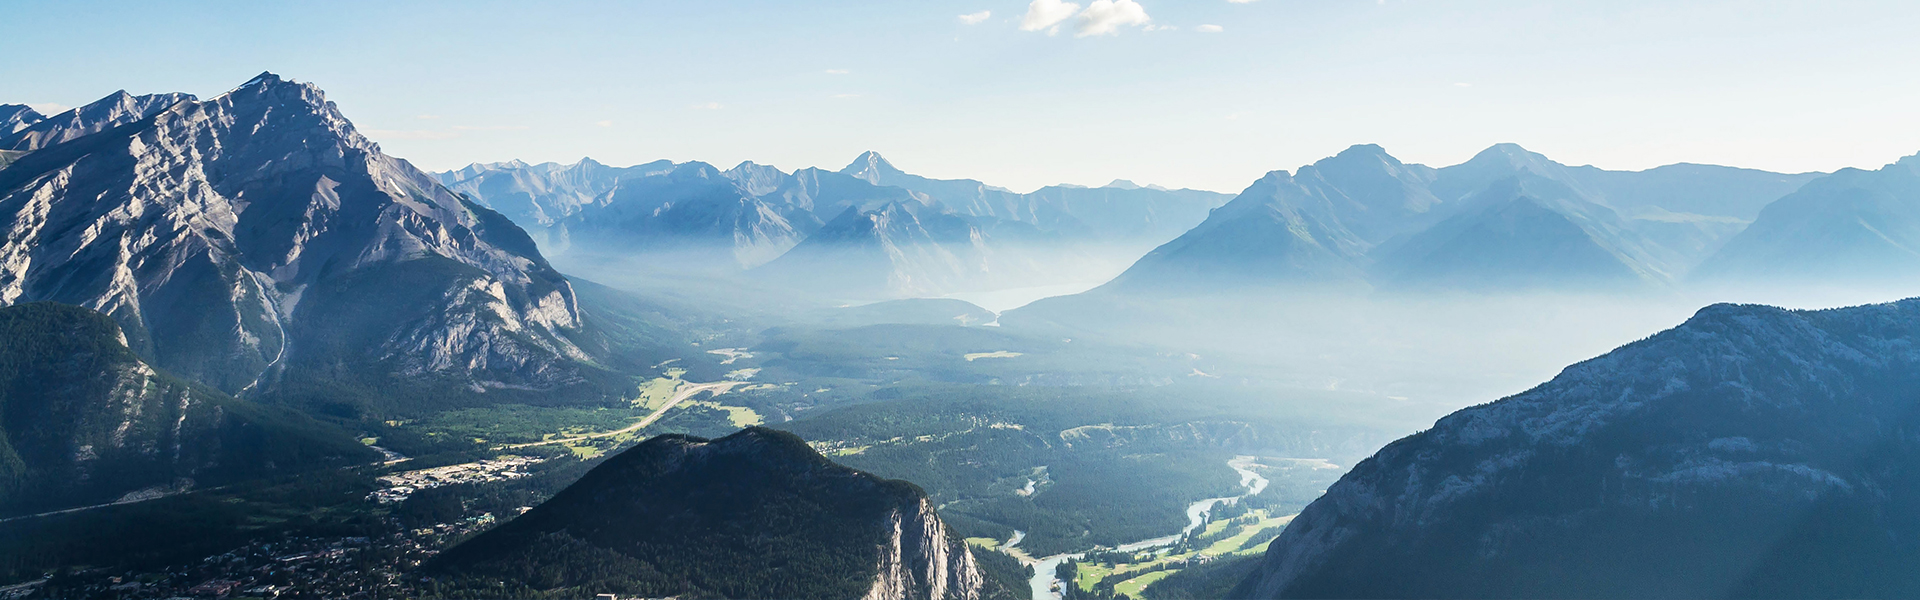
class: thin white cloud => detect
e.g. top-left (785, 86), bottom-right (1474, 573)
top-left (825, 69), bottom-right (851, 75)
top-left (1075, 0), bottom-right (1151, 37)
top-left (1195, 24), bottom-right (1224, 33)
top-left (1454, 82), bottom-right (1473, 88)
top-left (1021, 0), bottom-right (1080, 34)
top-left (595, 120), bottom-right (614, 127)
top-left (959, 10), bottom-right (992, 25)
top-left (416, 114), bottom-right (441, 120)
top-left (25, 103), bottom-right (69, 115)
top-left (692, 102), bottom-right (723, 110)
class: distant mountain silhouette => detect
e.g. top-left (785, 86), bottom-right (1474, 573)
top-left (1693, 154), bottom-right (1920, 286)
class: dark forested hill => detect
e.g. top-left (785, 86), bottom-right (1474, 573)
top-left (0, 302), bottom-right (375, 517)
top-left (1235, 297), bottom-right (1920, 599)
top-left (429, 427), bottom-right (1012, 600)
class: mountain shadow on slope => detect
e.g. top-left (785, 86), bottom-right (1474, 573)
top-left (0, 302), bottom-right (376, 517)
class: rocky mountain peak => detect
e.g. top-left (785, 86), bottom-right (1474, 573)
top-left (1443, 142), bottom-right (1570, 185)
top-left (0, 73), bottom-right (589, 397)
top-left (843, 150), bottom-right (906, 183)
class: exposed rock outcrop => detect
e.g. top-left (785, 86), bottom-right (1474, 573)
top-left (0, 73), bottom-right (588, 396)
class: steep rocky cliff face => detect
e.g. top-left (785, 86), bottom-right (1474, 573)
top-left (431, 427), bottom-right (1003, 600)
top-left (1235, 298), bottom-right (1920, 599)
top-left (865, 497), bottom-right (988, 600)
top-left (0, 302), bottom-right (375, 517)
top-left (0, 73), bottom-right (589, 398)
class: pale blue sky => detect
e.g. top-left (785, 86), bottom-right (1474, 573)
top-left (5, 0), bottom-right (1919, 192)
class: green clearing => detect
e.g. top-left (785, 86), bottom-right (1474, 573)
top-left (1117, 570), bottom-right (1174, 597)
top-left (692, 401), bottom-right (765, 428)
top-left (633, 375), bottom-right (685, 410)
top-left (1059, 506), bottom-right (1303, 598)
top-left (1077, 562), bottom-right (1115, 591)
top-left (965, 537), bottom-right (1000, 551)
top-left (1201, 510), bottom-right (1289, 555)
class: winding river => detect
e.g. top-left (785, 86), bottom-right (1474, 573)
top-left (1021, 456), bottom-right (1271, 600)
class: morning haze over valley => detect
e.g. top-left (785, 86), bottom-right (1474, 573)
top-left (4, 1), bottom-right (1920, 599)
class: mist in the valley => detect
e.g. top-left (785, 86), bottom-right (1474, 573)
top-left (557, 234), bottom-right (1920, 439)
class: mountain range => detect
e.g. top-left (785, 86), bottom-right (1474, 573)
top-left (1100, 143), bottom-right (1821, 296)
top-left (430, 427), bottom-right (1010, 600)
top-left (1234, 297), bottom-right (1920, 598)
top-left (443, 152), bottom-right (1230, 298)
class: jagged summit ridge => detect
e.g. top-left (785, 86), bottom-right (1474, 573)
top-left (0, 89), bottom-right (193, 152)
top-left (0, 73), bottom-right (587, 395)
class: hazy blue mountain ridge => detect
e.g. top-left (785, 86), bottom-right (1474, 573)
top-left (1094, 142), bottom-right (1818, 296)
top-left (1693, 153), bottom-right (1920, 285)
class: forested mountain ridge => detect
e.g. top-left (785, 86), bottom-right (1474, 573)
top-left (429, 427), bottom-right (1010, 600)
top-left (0, 302), bottom-right (376, 517)
top-left (1235, 297), bottom-right (1920, 599)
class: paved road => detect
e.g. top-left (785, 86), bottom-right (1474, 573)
top-left (0, 495), bottom-right (173, 524)
top-left (499, 380), bottom-right (740, 450)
